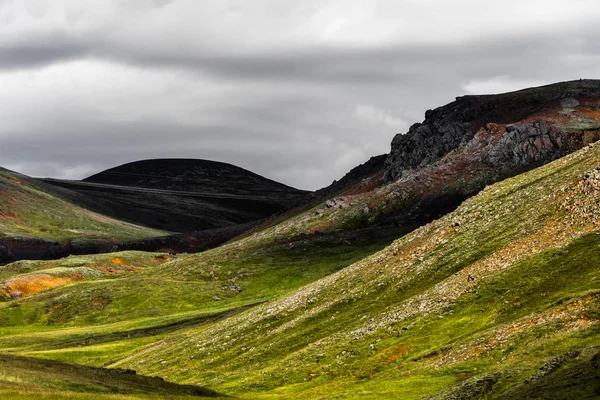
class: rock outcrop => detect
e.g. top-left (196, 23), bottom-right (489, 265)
top-left (384, 79), bottom-right (600, 182)
top-left (485, 121), bottom-right (561, 167)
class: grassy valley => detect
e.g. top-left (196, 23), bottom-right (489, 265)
top-left (1, 81), bottom-right (600, 399)
top-left (0, 227), bottom-right (408, 377)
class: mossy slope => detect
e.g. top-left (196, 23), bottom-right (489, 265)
top-left (0, 227), bottom-right (408, 377)
top-left (0, 168), bottom-right (166, 243)
top-left (0, 353), bottom-right (221, 399)
top-left (115, 142), bottom-right (600, 399)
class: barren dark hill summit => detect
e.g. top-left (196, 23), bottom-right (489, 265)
top-left (43, 158), bottom-right (310, 232)
top-left (84, 158), bottom-right (305, 196)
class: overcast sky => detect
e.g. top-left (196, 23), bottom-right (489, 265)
top-left (0, 1), bottom-right (599, 190)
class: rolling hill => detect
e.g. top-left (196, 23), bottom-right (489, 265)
top-left (115, 134), bottom-right (600, 399)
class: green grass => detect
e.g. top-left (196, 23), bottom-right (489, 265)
top-left (0, 228), bottom-right (408, 374)
top-left (111, 142), bottom-right (600, 398)
top-left (0, 353), bottom-right (222, 398)
top-left (0, 170), bottom-right (166, 242)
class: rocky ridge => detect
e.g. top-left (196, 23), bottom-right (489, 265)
top-left (384, 79), bottom-right (600, 181)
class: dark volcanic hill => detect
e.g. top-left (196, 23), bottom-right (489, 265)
top-left (42, 159), bottom-right (309, 232)
top-left (83, 158), bottom-right (302, 195)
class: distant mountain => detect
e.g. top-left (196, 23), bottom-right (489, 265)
top-left (83, 158), bottom-right (303, 196)
top-left (43, 158), bottom-right (310, 232)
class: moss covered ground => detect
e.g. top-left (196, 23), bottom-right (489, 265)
top-left (112, 142), bottom-right (600, 398)
top-left (2, 143), bottom-right (600, 398)
top-left (0, 169), bottom-right (166, 243)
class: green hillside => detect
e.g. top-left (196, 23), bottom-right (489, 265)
top-left (0, 353), bottom-right (221, 399)
top-left (112, 141), bottom-right (600, 398)
top-left (0, 168), bottom-right (166, 243)
top-left (0, 227), bottom-right (408, 369)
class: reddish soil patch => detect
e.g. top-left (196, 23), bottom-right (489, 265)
top-left (381, 344), bottom-right (413, 364)
top-left (6, 274), bottom-right (79, 297)
top-left (6, 177), bottom-right (22, 185)
top-left (0, 211), bottom-right (23, 223)
top-left (111, 257), bottom-right (128, 266)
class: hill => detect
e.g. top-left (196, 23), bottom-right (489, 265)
top-left (115, 136), bottom-right (600, 399)
top-left (43, 159), bottom-right (309, 232)
top-left (244, 80), bottom-right (600, 240)
top-left (0, 168), bottom-right (166, 262)
top-left (0, 353), bottom-right (221, 399)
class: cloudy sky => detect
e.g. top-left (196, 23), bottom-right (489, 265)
top-left (0, 0), bottom-right (599, 189)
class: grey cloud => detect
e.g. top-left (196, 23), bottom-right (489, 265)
top-left (87, 25), bottom-right (600, 86)
top-left (1, 2), bottom-right (600, 190)
top-left (0, 101), bottom-right (366, 190)
top-left (0, 33), bottom-right (88, 70)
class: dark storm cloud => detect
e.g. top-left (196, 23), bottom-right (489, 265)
top-left (1, 1), bottom-right (599, 189)
top-left (0, 33), bottom-right (87, 70)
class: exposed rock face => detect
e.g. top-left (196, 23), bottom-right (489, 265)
top-left (384, 79), bottom-right (600, 182)
top-left (385, 118), bottom-right (471, 179)
top-left (485, 121), bottom-right (564, 167)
